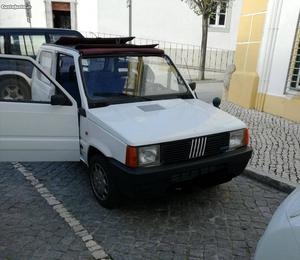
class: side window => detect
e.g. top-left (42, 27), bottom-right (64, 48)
top-left (0, 58), bottom-right (34, 101)
top-left (144, 59), bottom-right (183, 92)
top-left (9, 34), bottom-right (46, 57)
top-left (0, 35), bottom-right (4, 54)
top-left (0, 56), bottom-right (70, 105)
top-left (57, 54), bottom-right (81, 107)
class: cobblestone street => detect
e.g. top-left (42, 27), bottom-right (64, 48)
top-left (0, 162), bottom-right (288, 260)
top-left (221, 101), bottom-right (300, 186)
top-left (0, 163), bottom-right (92, 260)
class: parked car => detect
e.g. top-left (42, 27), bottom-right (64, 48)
top-left (0, 28), bottom-right (83, 100)
top-left (255, 187), bottom-right (300, 260)
top-left (0, 37), bottom-right (252, 208)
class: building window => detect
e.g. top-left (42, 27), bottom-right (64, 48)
top-left (287, 15), bottom-right (300, 91)
top-left (208, 1), bottom-right (232, 33)
top-left (209, 2), bottom-right (227, 27)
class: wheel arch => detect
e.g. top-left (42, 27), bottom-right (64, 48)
top-left (87, 145), bottom-right (108, 165)
top-left (0, 71), bottom-right (31, 87)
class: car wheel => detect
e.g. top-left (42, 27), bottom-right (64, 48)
top-left (0, 78), bottom-right (31, 101)
top-left (89, 154), bottom-right (119, 208)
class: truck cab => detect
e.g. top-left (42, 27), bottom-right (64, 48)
top-left (0, 37), bottom-right (252, 208)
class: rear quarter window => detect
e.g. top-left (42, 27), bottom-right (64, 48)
top-left (9, 34), bottom-right (46, 57)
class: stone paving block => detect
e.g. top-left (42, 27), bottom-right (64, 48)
top-left (92, 249), bottom-right (107, 259)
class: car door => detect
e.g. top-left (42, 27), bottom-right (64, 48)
top-left (0, 54), bottom-right (80, 162)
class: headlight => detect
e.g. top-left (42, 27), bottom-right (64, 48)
top-left (229, 128), bottom-right (249, 150)
top-left (126, 145), bottom-right (160, 168)
top-left (138, 145), bottom-right (160, 167)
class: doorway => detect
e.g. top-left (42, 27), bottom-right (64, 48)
top-left (52, 2), bottom-right (71, 29)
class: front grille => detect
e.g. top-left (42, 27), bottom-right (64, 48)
top-left (161, 132), bottom-right (230, 164)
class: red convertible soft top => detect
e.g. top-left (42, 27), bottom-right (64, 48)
top-left (79, 47), bottom-right (164, 56)
top-left (54, 37), bottom-right (164, 56)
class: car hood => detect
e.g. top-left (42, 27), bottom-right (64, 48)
top-left (88, 98), bottom-right (246, 146)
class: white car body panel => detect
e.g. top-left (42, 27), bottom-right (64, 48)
top-left (88, 98), bottom-right (246, 147)
top-left (82, 118), bottom-right (127, 164)
top-left (0, 55), bottom-right (80, 162)
top-left (255, 188), bottom-right (300, 260)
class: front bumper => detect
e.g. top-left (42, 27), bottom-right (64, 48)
top-left (108, 147), bottom-right (252, 196)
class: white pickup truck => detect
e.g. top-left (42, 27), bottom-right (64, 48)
top-left (0, 37), bottom-right (252, 208)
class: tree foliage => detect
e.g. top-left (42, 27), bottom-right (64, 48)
top-left (181, 0), bottom-right (231, 80)
top-left (182, 0), bottom-right (229, 18)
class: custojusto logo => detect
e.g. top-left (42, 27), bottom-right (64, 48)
top-left (1, 3), bottom-right (32, 9)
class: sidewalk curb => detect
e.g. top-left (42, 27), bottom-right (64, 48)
top-left (243, 167), bottom-right (296, 194)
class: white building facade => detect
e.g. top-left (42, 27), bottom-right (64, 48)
top-left (257, 0), bottom-right (300, 122)
top-left (0, 0), bottom-right (243, 50)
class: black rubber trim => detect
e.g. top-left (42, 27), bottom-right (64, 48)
top-left (109, 147), bottom-right (252, 175)
top-left (107, 147), bottom-right (253, 195)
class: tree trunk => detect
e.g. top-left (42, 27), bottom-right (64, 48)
top-left (200, 15), bottom-right (209, 80)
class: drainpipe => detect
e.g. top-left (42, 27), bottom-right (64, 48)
top-left (256, 0), bottom-right (283, 111)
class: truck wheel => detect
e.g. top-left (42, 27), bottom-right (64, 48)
top-left (0, 78), bottom-right (31, 101)
top-left (89, 154), bottom-right (119, 208)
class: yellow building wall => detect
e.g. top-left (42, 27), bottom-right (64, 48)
top-left (228, 0), bottom-right (268, 108)
top-left (257, 93), bottom-right (300, 123)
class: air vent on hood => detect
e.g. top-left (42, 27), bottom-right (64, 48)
top-left (137, 104), bottom-right (165, 112)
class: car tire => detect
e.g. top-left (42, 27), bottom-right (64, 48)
top-left (0, 77), bottom-right (31, 101)
top-left (89, 154), bottom-right (119, 209)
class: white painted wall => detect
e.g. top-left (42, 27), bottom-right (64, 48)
top-left (98, 0), bottom-right (243, 50)
top-left (97, 0), bottom-right (128, 36)
top-left (264, 0), bottom-right (300, 96)
top-left (0, 0), bottom-right (242, 50)
top-left (31, 0), bottom-right (47, 27)
top-left (0, 0), bottom-right (28, 28)
top-left (77, 0), bottom-right (98, 33)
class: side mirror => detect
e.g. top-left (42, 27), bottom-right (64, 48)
top-left (189, 82), bottom-right (196, 91)
top-left (50, 94), bottom-right (68, 106)
top-left (212, 97), bottom-right (221, 108)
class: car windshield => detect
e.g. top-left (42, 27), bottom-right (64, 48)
top-left (80, 55), bottom-right (191, 105)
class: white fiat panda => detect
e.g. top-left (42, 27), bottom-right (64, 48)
top-left (0, 37), bottom-right (252, 208)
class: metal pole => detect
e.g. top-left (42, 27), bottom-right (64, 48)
top-left (127, 0), bottom-right (132, 37)
top-left (24, 0), bottom-right (32, 28)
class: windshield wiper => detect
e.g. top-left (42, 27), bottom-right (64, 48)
top-left (93, 92), bottom-right (154, 101)
top-left (93, 92), bottom-right (129, 97)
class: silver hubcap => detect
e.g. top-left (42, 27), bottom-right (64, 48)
top-left (92, 163), bottom-right (109, 200)
top-left (1, 85), bottom-right (25, 100)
